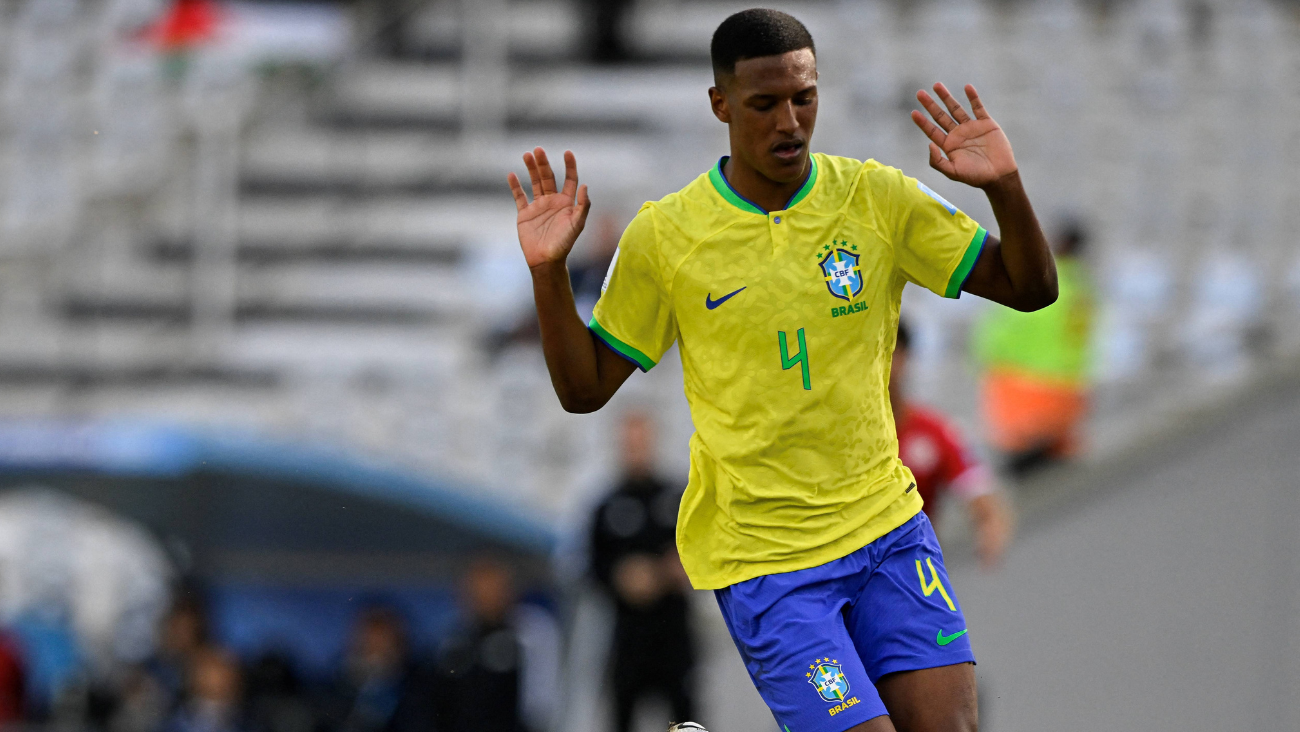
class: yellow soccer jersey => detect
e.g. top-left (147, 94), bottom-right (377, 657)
top-left (589, 153), bottom-right (988, 589)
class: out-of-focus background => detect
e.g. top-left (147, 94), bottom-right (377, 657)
top-left (0, 0), bottom-right (1298, 731)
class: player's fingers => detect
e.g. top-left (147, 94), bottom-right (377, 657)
top-left (574, 184), bottom-right (592, 230)
top-left (506, 172), bottom-right (529, 211)
top-left (933, 82), bottom-right (971, 124)
top-left (966, 84), bottom-right (990, 120)
top-left (522, 152), bottom-right (544, 199)
top-left (534, 147), bottom-right (558, 195)
top-left (561, 150), bottom-right (579, 199)
top-left (917, 90), bottom-right (957, 132)
top-left (929, 142), bottom-right (956, 178)
top-left (911, 109), bottom-right (948, 148)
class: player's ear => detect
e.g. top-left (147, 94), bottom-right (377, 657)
top-left (709, 86), bottom-right (731, 123)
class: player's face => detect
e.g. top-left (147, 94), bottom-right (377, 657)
top-left (710, 49), bottom-right (818, 184)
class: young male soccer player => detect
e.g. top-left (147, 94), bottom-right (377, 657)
top-left (505, 9), bottom-right (1056, 732)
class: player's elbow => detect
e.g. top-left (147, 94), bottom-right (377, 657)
top-left (1015, 287), bottom-right (1057, 312)
top-left (557, 389), bottom-right (608, 414)
top-left (1011, 277), bottom-right (1058, 312)
top-left (560, 398), bottom-right (600, 414)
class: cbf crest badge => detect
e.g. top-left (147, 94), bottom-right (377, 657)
top-left (819, 245), bottom-right (863, 301)
top-left (807, 658), bottom-right (850, 702)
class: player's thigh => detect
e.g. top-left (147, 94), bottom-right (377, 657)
top-left (832, 665), bottom-right (977, 732)
top-left (876, 663), bottom-right (977, 732)
top-left (843, 716), bottom-right (897, 732)
top-left (714, 580), bottom-right (888, 732)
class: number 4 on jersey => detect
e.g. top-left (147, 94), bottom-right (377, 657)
top-left (778, 328), bottom-right (811, 390)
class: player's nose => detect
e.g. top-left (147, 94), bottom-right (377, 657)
top-left (774, 100), bottom-right (799, 132)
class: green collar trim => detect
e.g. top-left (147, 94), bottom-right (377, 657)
top-left (708, 154), bottom-right (818, 215)
top-left (784, 154), bottom-right (818, 209)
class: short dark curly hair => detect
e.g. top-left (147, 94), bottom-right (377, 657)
top-left (710, 8), bottom-right (815, 82)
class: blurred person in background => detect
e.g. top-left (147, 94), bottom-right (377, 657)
top-left (141, 0), bottom-right (224, 78)
top-left (584, 0), bottom-right (634, 62)
top-left (0, 626), bottom-right (24, 724)
top-left (149, 594), bottom-right (212, 708)
top-left (489, 212), bottom-right (622, 358)
top-left (436, 558), bottom-right (559, 732)
top-left (108, 664), bottom-right (170, 732)
top-left (588, 412), bottom-right (695, 732)
top-left (329, 605), bottom-right (433, 732)
top-left (105, 591), bottom-right (211, 732)
top-left (568, 213), bottom-right (623, 324)
top-left (892, 321), bottom-right (1012, 568)
top-left (973, 220), bottom-right (1095, 476)
top-left (161, 647), bottom-right (249, 732)
top-left (244, 653), bottom-right (315, 732)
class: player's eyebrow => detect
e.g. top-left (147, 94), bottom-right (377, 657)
top-left (745, 85), bottom-right (816, 102)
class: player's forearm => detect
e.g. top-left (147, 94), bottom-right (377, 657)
top-left (969, 492), bottom-right (1013, 567)
top-left (530, 261), bottom-right (611, 413)
top-left (982, 171), bottom-right (1057, 311)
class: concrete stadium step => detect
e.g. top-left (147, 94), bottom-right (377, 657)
top-left (239, 129), bottom-right (658, 195)
top-left (510, 65), bottom-right (711, 130)
top-left (239, 263), bottom-right (473, 313)
top-left (0, 360), bottom-right (279, 388)
top-left (405, 0), bottom-right (579, 60)
top-left (0, 322), bottom-right (275, 383)
top-left (0, 320), bottom-right (473, 376)
top-left (326, 62), bottom-right (709, 131)
top-left (59, 262), bottom-right (475, 316)
top-left (237, 194), bottom-right (516, 253)
top-left (229, 323), bottom-right (473, 372)
top-left (399, 0), bottom-right (834, 62)
top-left (328, 63), bottom-right (460, 128)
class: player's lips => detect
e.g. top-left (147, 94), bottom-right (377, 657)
top-left (771, 140), bottom-right (805, 161)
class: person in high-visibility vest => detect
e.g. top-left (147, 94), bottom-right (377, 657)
top-left (973, 221), bottom-right (1095, 475)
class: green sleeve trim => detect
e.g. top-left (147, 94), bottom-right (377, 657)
top-left (783, 154), bottom-right (819, 209)
top-left (588, 317), bottom-right (657, 372)
top-left (944, 226), bottom-right (988, 299)
top-left (708, 162), bottom-right (766, 215)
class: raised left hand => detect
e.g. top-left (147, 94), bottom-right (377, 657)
top-left (911, 83), bottom-right (1017, 189)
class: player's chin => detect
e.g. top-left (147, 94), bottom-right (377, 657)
top-left (763, 147), bottom-right (809, 182)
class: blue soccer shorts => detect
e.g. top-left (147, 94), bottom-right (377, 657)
top-left (714, 511), bottom-right (974, 732)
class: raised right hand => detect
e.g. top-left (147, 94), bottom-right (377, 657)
top-left (507, 147), bottom-right (592, 270)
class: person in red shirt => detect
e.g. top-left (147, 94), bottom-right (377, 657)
top-left (0, 630), bottom-right (25, 723)
top-left (892, 320), bottom-right (1013, 568)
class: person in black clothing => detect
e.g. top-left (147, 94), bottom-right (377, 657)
top-left (583, 0), bottom-right (635, 62)
top-left (329, 605), bottom-right (435, 732)
top-left (244, 652), bottom-right (315, 732)
top-left (436, 559), bottom-right (525, 732)
top-left (589, 412), bottom-right (696, 732)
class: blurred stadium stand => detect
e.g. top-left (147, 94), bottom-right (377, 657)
top-left (0, 1), bottom-right (1299, 729)
top-left (2, 0), bottom-right (1299, 524)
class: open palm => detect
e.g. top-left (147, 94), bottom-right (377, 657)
top-left (507, 147), bottom-right (592, 270)
top-left (910, 83), bottom-right (1017, 188)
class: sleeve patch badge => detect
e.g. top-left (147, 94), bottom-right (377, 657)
top-left (601, 247), bottom-right (620, 294)
top-left (917, 181), bottom-right (959, 216)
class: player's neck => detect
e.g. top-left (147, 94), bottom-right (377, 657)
top-left (722, 154), bottom-right (809, 213)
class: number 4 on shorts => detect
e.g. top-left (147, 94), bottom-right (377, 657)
top-left (778, 329), bottom-right (811, 390)
top-left (916, 557), bottom-right (956, 611)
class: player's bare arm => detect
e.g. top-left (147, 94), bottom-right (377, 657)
top-left (507, 147), bottom-right (636, 413)
top-left (911, 83), bottom-right (1057, 312)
